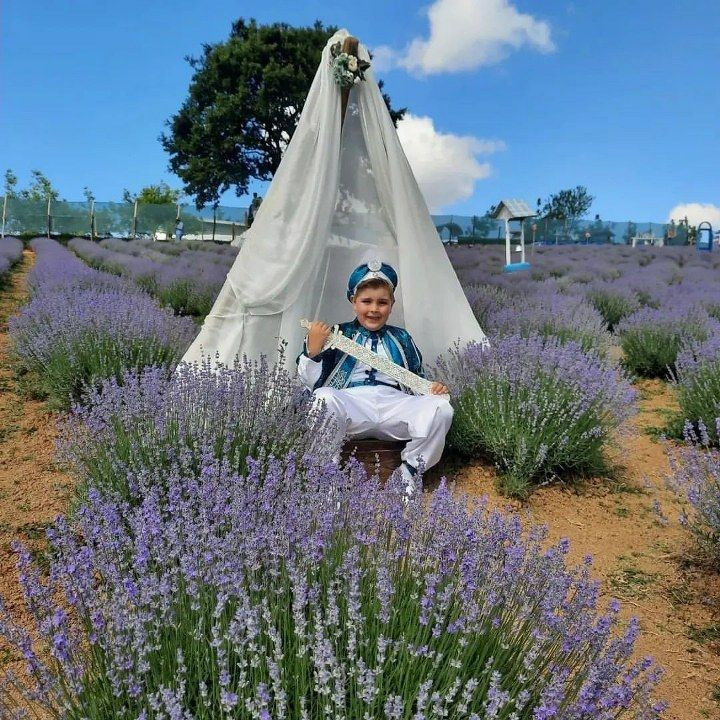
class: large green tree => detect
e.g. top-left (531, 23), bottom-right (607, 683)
top-left (161, 19), bottom-right (406, 208)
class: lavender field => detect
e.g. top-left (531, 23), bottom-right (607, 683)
top-left (2, 239), bottom-right (720, 718)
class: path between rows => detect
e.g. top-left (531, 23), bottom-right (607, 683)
top-left (456, 382), bottom-right (720, 718)
top-left (0, 250), bottom-right (74, 676)
top-left (0, 251), bottom-right (718, 717)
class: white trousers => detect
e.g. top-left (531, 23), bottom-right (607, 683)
top-left (313, 386), bottom-right (454, 472)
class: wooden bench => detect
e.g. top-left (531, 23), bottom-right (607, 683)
top-left (341, 439), bottom-right (407, 483)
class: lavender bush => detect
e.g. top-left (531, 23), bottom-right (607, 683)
top-left (667, 336), bottom-right (720, 444)
top-left (585, 285), bottom-right (640, 331)
top-left (0, 235), bottom-right (23, 280)
top-left (9, 239), bottom-right (195, 408)
top-left (0, 454), bottom-right (666, 718)
top-left (436, 335), bottom-right (635, 497)
top-left (668, 420), bottom-right (720, 566)
top-left (616, 306), bottom-right (720, 379)
top-left (60, 354), bottom-right (335, 503)
top-left (486, 289), bottom-right (611, 356)
top-left (69, 237), bottom-right (234, 317)
top-left (0, 236), bottom-right (24, 288)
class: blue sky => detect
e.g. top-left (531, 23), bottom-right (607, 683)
top-left (2, 0), bottom-right (719, 223)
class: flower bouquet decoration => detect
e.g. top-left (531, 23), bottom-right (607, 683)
top-left (330, 41), bottom-right (371, 89)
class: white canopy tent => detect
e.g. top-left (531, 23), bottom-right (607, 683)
top-left (181, 29), bottom-right (486, 369)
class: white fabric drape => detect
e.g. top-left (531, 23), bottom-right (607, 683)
top-left (181, 29), bottom-right (486, 369)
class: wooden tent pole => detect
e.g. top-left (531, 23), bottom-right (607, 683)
top-left (340, 36), bottom-right (359, 128)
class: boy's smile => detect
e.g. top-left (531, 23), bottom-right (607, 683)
top-left (351, 284), bottom-right (394, 332)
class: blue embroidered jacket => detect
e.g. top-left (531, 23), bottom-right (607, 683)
top-left (298, 319), bottom-right (425, 394)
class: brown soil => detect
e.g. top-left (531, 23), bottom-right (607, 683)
top-left (454, 379), bottom-right (720, 719)
top-left (0, 255), bottom-right (718, 717)
top-left (0, 251), bottom-right (74, 675)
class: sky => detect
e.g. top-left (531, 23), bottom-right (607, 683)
top-left (2, 0), bottom-right (719, 224)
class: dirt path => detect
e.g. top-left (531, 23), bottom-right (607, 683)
top-left (0, 250), bottom-right (74, 670)
top-left (456, 380), bottom-right (720, 719)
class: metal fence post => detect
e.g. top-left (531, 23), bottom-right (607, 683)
top-left (132, 200), bottom-right (138, 239)
top-left (1, 194), bottom-right (6, 239)
top-left (212, 207), bottom-right (217, 242)
top-left (90, 200), bottom-right (96, 241)
top-left (47, 197), bottom-right (52, 239)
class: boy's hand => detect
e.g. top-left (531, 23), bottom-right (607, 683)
top-left (430, 381), bottom-right (450, 396)
top-left (306, 322), bottom-right (331, 358)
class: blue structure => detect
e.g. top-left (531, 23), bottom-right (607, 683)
top-left (491, 199), bottom-right (536, 273)
top-left (503, 261), bottom-right (531, 273)
top-left (697, 221), bottom-right (713, 252)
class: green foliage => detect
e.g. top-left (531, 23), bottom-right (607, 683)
top-left (24, 334), bottom-right (182, 411)
top-left (156, 279), bottom-right (216, 317)
top-left (3, 169), bottom-right (60, 202)
top-left (160, 19), bottom-right (406, 207)
top-left (622, 221), bottom-right (638, 245)
top-left (448, 375), bottom-right (614, 498)
top-left (20, 170), bottom-right (60, 202)
top-left (467, 214), bottom-right (493, 237)
top-left (541, 186), bottom-right (594, 224)
top-left (586, 289), bottom-right (640, 331)
top-left (618, 315), bottom-right (713, 379)
top-left (619, 327), bottom-right (685, 378)
top-left (667, 359), bottom-right (720, 445)
top-left (123, 181), bottom-right (181, 204)
top-left (4, 169), bottom-right (18, 196)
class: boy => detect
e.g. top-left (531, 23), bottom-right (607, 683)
top-left (298, 261), bottom-right (452, 494)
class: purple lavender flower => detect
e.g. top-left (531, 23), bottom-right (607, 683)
top-left (670, 335), bottom-right (720, 444)
top-left (617, 305), bottom-right (720, 379)
top-left (667, 419), bottom-right (720, 565)
top-left (69, 237), bottom-right (238, 316)
top-left (9, 239), bottom-right (195, 408)
top-left (435, 334), bottom-right (636, 496)
top-left (60, 352), bottom-right (337, 502)
top-left (0, 237), bottom-right (24, 285)
top-left (0, 453), bottom-right (666, 718)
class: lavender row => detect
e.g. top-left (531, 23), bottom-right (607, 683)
top-left (68, 237), bottom-right (237, 317)
top-left (450, 244), bottom-right (720, 377)
top-left (9, 238), bottom-right (195, 409)
top-left (669, 420), bottom-right (720, 567)
top-left (0, 236), bottom-right (24, 288)
top-left (0, 447), bottom-right (667, 718)
top-left (60, 353), bottom-right (336, 503)
top-left (435, 334), bottom-right (636, 496)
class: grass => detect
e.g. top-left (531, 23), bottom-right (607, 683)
top-left (686, 623), bottom-right (720, 645)
top-left (608, 565), bottom-right (660, 598)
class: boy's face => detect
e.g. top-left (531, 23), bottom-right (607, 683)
top-left (351, 284), bottom-right (394, 332)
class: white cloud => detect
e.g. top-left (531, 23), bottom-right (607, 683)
top-left (373, 0), bottom-right (555, 75)
top-left (667, 203), bottom-right (720, 228)
top-left (396, 113), bottom-right (505, 211)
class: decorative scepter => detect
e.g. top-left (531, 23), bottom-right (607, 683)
top-left (300, 320), bottom-right (448, 399)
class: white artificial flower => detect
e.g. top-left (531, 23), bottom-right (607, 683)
top-left (348, 56), bottom-right (358, 72)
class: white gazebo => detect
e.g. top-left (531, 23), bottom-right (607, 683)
top-left (491, 199), bottom-right (536, 272)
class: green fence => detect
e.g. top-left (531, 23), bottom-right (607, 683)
top-left (0, 196), bottom-right (692, 247)
top-left (433, 215), bottom-right (691, 246)
top-left (0, 197), bottom-right (251, 242)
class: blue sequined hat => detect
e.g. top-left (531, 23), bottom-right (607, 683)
top-left (347, 260), bottom-right (398, 300)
